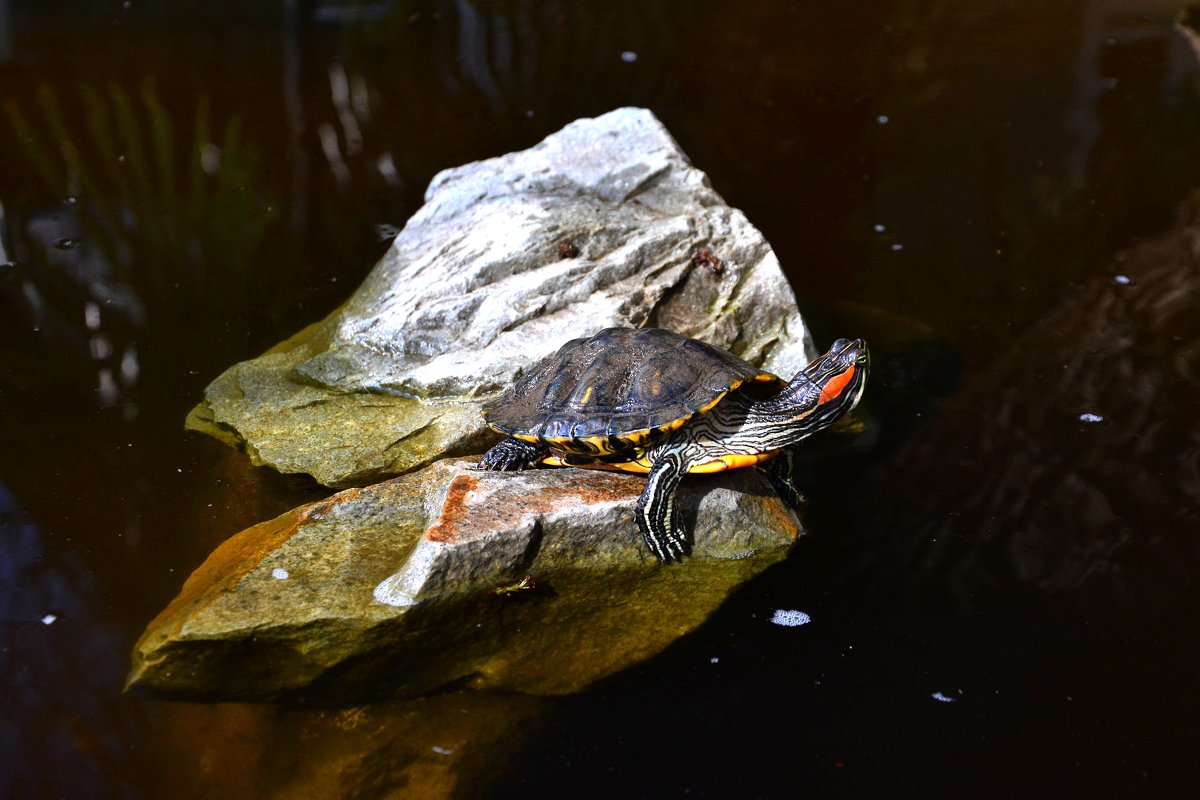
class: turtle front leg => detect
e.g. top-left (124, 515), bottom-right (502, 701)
top-left (757, 447), bottom-right (807, 511)
top-left (636, 452), bottom-right (690, 563)
top-left (477, 438), bottom-right (548, 471)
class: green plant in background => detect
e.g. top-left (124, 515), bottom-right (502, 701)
top-left (5, 81), bottom-right (277, 324)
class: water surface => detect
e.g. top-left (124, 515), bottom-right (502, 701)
top-left (2, 1), bottom-right (1199, 796)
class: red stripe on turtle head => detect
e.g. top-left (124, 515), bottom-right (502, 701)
top-left (818, 364), bottom-right (856, 405)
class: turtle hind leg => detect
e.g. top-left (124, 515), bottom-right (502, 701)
top-left (478, 438), bottom-right (548, 471)
top-left (635, 452), bottom-right (690, 562)
top-left (758, 447), bottom-right (808, 511)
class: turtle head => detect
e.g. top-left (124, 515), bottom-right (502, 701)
top-left (785, 338), bottom-right (870, 428)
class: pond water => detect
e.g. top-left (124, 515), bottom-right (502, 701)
top-left (3, 0), bottom-right (1199, 797)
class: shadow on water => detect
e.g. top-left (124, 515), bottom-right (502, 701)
top-left (2, 0), bottom-right (1200, 797)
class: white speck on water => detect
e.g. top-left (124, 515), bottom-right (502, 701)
top-left (201, 144), bottom-right (221, 176)
top-left (877, 115), bottom-right (890, 124)
top-left (771, 609), bottom-right (811, 627)
top-left (1113, 274), bottom-right (1131, 285)
top-left (41, 614), bottom-right (57, 626)
top-left (620, 51), bottom-right (638, 63)
top-left (710, 657), bottom-right (720, 664)
top-left (1079, 412), bottom-right (1104, 423)
top-left (89, 335), bottom-right (112, 360)
top-left (891, 243), bottom-right (903, 251)
top-left (873, 224), bottom-right (886, 233)
top-left (932, 690), bottom-right (962, 703)
top-left (431, 745), bottom-right (456, 755)
top-left (271, 568), bottom-right (289, 580)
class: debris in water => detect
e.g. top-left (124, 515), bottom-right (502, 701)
top-left (770, 609), bottom-right (811, 627)
top-left (41, 614), bottom-right (57, 626)
top-left (1079, 412), bottom-right (1104, 423)
top-left (620, 51), bottom-right (638, 63)
top-left (931, 690), bottom-right (963, 703)
top-left (375, 223), bottom-right (402, 241)
top-left (1112, 274), bottom-right (1132, 285)
top-left (271, 568), bottom-right (290, 580)
top-left (490, 574), bottom-right (538, 598)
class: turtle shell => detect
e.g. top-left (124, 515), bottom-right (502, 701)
top-left (482, 327), bottom-right (784, 457)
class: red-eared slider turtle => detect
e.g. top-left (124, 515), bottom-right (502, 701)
top-left (478, 327), bottom-right (869, 562)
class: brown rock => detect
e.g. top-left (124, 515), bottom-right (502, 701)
top-left (128, 459), bottom-right (801, 703)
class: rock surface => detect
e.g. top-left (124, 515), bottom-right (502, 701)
top-left (128, 459), bottom-right (801, 703)
top-left (186, 107), bottom-right (816, 487)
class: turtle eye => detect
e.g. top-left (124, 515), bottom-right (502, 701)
top-left (855, 353), bottom-right (868, 366)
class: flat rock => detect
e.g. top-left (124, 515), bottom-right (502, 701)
top-left (186, 107), bottom-right (815, 487)
top-left (128, 460), bottom-right (802, 703)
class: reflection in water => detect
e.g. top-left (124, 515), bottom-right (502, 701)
top-left (874, 201), bottom-right (1200, 615)
top-left (0, 483), bottom-right (135, 797)
top-left (5, 84), bottom-right (276, 326)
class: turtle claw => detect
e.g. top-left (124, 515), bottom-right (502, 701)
top-left (639, 523), bottom-right (691, 563)
top-left (478, 438), bottom-right (547, 471)
top-left (759, 448), bottom-right (808, 510)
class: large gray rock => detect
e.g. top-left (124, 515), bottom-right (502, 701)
top-left (127, 459), bottom-right (801, 702)
top-left (187, 107), bottom-right (816, 487)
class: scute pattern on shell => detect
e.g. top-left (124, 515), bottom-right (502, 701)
top-left (482, 328), bottom-right (782, 447)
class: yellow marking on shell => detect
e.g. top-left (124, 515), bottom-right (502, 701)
top-left (541, 451), bottom-right (777, 474)
top-left (687, 451), bottom-right (779, 474)
top-left (543, 434), bottom-right (607, 455)
top-left (513, 433), bottom-right (541, 443)
top-left (580, 385), bottom-right (594, 405)
top-left (540, 455), bottom-right (653, 474)
top-left (692, 371), bottom-right (780, 417)
top-left (578, 434), bottom-right (618, 454)
top-left (655, 414), bottom-right (693, 434)
top-left (695, 386), bottom-right (734, 416)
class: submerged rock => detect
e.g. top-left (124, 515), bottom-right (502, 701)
top-left (148, 693), bottom-right (550, 800)
top-left (872, 192), bottom-right (1200, 614)
top-left (187, 107), bottom-right (815, 487)
top-left (128, 460), bottom-right (800, 702)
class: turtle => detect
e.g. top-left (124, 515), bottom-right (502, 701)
top-left (477, 327), bottom-right (869, 562)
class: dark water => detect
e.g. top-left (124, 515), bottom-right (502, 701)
top-left (3, 1), bottom-right (1199, 797)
